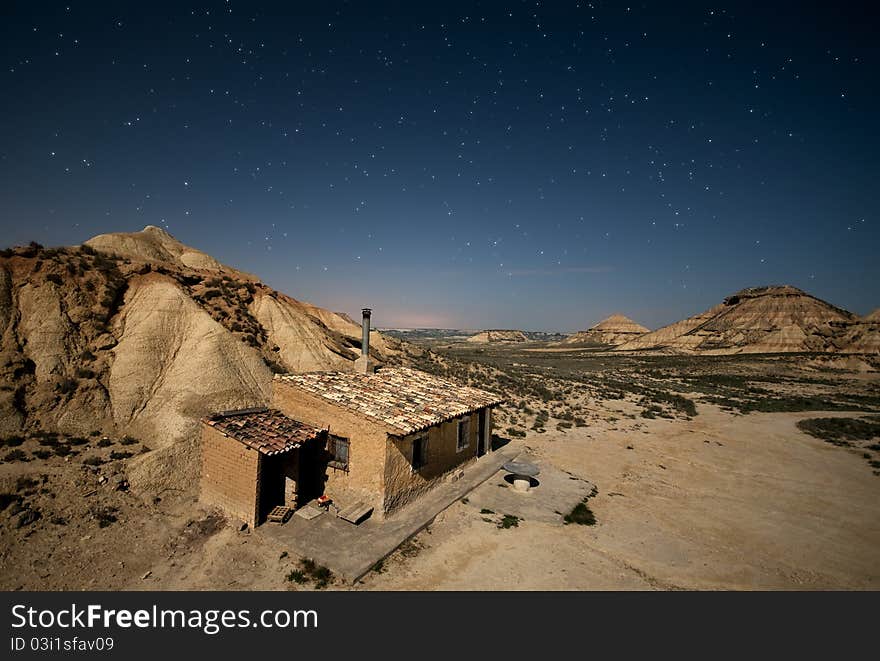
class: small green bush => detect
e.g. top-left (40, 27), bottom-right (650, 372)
top-left (286, 570), bottom-right (307, 584)
top-left (564, 501), bottom-right (596, 526)
top-left (498, 514), bottom-right (520, 529)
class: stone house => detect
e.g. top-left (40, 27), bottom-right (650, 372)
top-left (200, 366), bottom-right (503, 526)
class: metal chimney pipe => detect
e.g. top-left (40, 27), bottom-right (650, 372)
top-left (361, 308), bottom-right (372, 357)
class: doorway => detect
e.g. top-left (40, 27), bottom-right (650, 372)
top-left (296, 435), bottom-right (327, 506)
top-left (477, 409), bottom-right (487, 457)
top-left (257, 454), bottom-right (286, 523)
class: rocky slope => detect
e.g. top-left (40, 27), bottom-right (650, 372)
top-left (562, 314), bottom-right (650, 347)
top-left (85, 225), bottom-right (252, 278)
top-left (615, 285), bottom-right (877, 354)
top-left (832, 309), bottom-right (880, 354)
top-left (0, 229), bottom-right (399, 496)
top-left (466, 329), bottom-right (529, 343)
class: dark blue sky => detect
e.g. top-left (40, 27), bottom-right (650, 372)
top-left (1, 1), bottom-right (877, 330)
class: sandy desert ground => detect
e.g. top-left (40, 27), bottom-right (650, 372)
top-left (359, 405), bottom-right (879, 590)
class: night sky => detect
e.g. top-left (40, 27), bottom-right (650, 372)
top-left (1, 2), bottom-right (877, 331)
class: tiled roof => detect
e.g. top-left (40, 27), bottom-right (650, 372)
top-left (203, 407), bottom-right (324, 455)
top-left (276, 366), bottom-right (504, 435)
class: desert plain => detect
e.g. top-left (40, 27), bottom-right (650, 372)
top-left (3, 336), bottom-right (878, 591)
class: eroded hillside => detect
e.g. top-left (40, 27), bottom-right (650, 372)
top-left (0, 230), bottom-right (400, 496)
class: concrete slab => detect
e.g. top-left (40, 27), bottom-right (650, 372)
top-left (259, 440), bottom-right (523, 582)
top-left (294, 505), bottom-right (324, 521)
top-left (464, 455), bottom-right (596, 525)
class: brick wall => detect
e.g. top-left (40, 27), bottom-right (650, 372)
top-left (383, 407), bottom-right (493, 512)
top-left (272, 380), bottom-right (390, 516)
top-left (199, 424), bottom-right (261, 527)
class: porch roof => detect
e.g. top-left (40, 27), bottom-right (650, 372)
top-left (203, 407), bottom-right (324, 455)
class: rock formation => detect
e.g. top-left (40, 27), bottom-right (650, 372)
top-left (0, 229), bottom-right (399, 496)
top-left (615, 285), bottom-right (877, 354)
top-left (466, 329), bottom-right (529, 343)
top-left (562, 314), bottom-right (650, 347)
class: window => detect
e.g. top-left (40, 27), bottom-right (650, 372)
top-left (327, 435), bottom-right (350, 470)
top-left (411, 435), bottom-right (427, 471)
top-left (457, 418), bottom-right (470, 452)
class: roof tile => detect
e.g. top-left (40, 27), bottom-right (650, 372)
top-left (204, 408), bottom-right (324, 455)
top-left (277, 367), bottom-right (504, 435)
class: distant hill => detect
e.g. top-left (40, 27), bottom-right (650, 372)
top-left (833, 309), bottom-right (880, 354)
top-left (466, 329), bottom-right (529, 343)
top-left (0, 227), bottom-right (399, 496)
top-left (562, 314), bottom-right (650, 347)
top-left (615, 285), bottom-right (877, 354)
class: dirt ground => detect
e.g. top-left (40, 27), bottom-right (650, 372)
top-left (359, 404), bottom-right (880, 590)
top-left (2, 349), bottom-right (879, 591)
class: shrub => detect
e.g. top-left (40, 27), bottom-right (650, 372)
top-left (295, 558), bottom-right (334, 589)
top-left (53, 444), bottom-right (71, 457)
top-left (97, 438), bottom-right (113, 447)
top-left (109, 450), bottom-right (133, 461)
top-left (286, 570), bottom-right (307, 584)
top-left (75, 368), bottom-right (95, 379)
top-left (82, 456), bottom-right (104, 466)
top-left (79, 349), bottom-right (96, 362)
top-left (564, 501), bottom-right (596, 526)
top-left (15, 476), bottom-right (40, 491)
top-left (498, 514), bottom-right (520, 529)
top-left (12, 359), bottom-right (36, 378)
top-left (45, 273), bottom-right (63, 285)
top-left (263, 357), bottom-right (286, 374)
top-left (119, 435), bottom-right (138, 445)
top-left (32, 449), bottom-right (52, 460)
top-left (796, 417), bottom-right (880, 446)
top-left (2, 435), bottom-right (25, 447)
top-left (90, 505), bottom-right (118, 528)
top-left (3, 449), bottom-right (29, 462)
top-left (311, 566), bottom-right (332, 589)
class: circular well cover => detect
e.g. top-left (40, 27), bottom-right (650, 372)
top-left (502, 461), bottom-right (540, 477)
